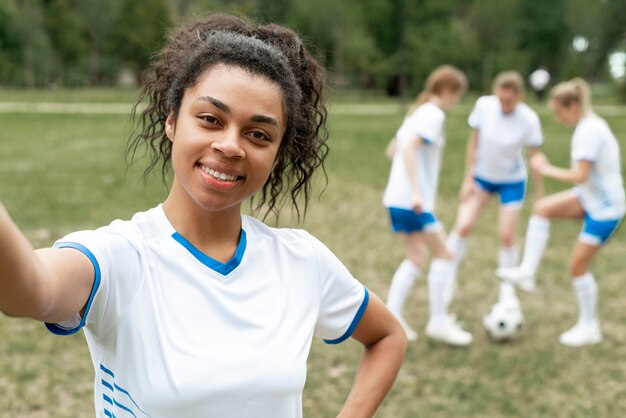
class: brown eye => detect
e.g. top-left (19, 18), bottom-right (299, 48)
top-left (247, 130), bottom-right (271, 142)
top-left (200, 115), bottom-right (220, 125)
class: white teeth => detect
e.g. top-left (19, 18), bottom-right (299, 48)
top-left (202, 166), bottom-right (238, 181)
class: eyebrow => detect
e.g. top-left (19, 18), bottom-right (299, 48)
top-left (197, 96), bottom-right (229, 113)
top-left (196, 95), bottom-right (280, 129)
top-left (250, 115), bottom-right (280, 128)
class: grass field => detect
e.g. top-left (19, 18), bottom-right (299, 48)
top-left (1, 89), bottom-right (625, 417)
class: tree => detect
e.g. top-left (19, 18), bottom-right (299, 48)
top-left (110, 0), bottom-right (173, 82)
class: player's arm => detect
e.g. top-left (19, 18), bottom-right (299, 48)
top-left (337, 293), bottom-right (407, 418)
top-left (527, 147), bottom-right (545, 200)
top-left (0, 203), bottom-right (94, 323)
top-left (402, 135), bottom-right (424, 212)
top-left (459, 129), bottom-right (479, 200)
top-left (530, 154), bottom-right (592, 185)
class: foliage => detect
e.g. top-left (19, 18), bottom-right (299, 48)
top-left (0, 0), bottom-right (624, 97)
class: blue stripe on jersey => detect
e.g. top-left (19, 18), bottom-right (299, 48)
top-left (100, 364), bottom-right (115, 377)
top-left (102, 379), bottom-right (114, 392)
top-left (45, 242), bottom-right (101, 336)
top-left (100, 364), bottom-right (151, 417)
top-left (171, 229), bottom-right (247, 276)
top-left (324, 287), bottom-right (370, 345)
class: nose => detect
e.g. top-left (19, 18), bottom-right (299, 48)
top-left (211, 128), bottom-right (246, 159)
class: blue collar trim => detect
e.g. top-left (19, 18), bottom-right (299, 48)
top-left (171, 229), bottom-right (247, 276)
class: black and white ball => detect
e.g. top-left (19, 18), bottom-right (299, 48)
top-left (482, 301), bottom-right (524, 341)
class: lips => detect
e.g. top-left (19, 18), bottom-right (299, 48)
top-left (196, 163), bottom-right (244, 191)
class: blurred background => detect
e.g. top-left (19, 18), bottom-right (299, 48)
top-left (0, 0), bottom-right (625, 100)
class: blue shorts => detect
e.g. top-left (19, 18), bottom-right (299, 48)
top-left (387, 207), bottom-right (441, 233)
top-left (579, 213), bottom-right (622, 246)
top-left (474, 177), bottom-right (526, 206)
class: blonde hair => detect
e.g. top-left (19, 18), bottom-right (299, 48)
top-left (408, 65), bottom-right (467, 115)
top-left (492, 71), bottom-right (525, 97)
top-left (549, 78), bottom-right (593, 117)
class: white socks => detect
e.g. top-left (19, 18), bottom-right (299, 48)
top-left (387, 259), bottom-right (421, 317)
top-left (520, 215), bottom-right (551, 275)
top-left (573, 272), bottom-right (598, 325)
top-left (498, 246), bottom-right (519, 303)
top-left (428, 258), bottom-right (455, 323)
top-left (447, 232), bottom-right (467, 267)
top-left (444, 233), bottom-right (466, 307)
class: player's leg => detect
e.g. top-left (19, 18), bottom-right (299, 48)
top-left (422, 227), bottom-right (473, 346)
top-left (447, 183), bottom-right (491, 267)
top-left (560, 215), bottom-right (622, 346)
top-left (385, 208), bottom-right (429, 341)
top-left (498, 190), bottom-right (584, 291)
top-left (386, 232), bottom-right (426, 341)
top-left (559, 241), bottom-right (602, 346)
top-left (497, 205), bottom-right (521, 303)
top-left (495, 181), bottom-right (524, 303)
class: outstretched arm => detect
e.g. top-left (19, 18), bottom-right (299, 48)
top-left (530, 154), bottom-right (592, 185)
top-left (0, 203), bottom-right (94, 323)
top-left (337, 293), bottom-right (407, 418)
top-left (527, 147), bottom-right (545, 200)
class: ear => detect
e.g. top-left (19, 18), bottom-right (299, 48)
top-left (165, 111), bottom-right (176, 142)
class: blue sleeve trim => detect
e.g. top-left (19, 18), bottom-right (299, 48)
top-left (45, 242), bottom-right (101, 336)
top-left (324, 287), bottom-right (370, 345)
top-left (420, 136), bottom-right (434, 145)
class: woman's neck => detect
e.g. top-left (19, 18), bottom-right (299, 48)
top-left (162, 186), bottom-right (243, 263)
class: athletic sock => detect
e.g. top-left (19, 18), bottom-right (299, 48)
top-left (387, 259), bottom-right (421, 317)
top-left (520, 215), bottom-right (550, 275)
top-left (573, 272), bottom-right (598, 325)
top-left (428, 258), bottom-right (455, 322)
top-left (498, 246), bottom-right (519, 303)
top-left (446, 232), bottom-right (467, 267)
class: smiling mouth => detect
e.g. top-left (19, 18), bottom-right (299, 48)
top-left (199, 165), bottom-right (241, 182)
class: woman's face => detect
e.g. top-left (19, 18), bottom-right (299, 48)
top-left (495, 87), bottom-right (521, 114)
top-left (439, 89), bottom-right (462, 111)
top-left (550, 99), bottom-right (580, 127)
top-left (165, 64), bottom-right (286, 215)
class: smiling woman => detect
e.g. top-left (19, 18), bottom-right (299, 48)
top-left (0, 14), bottom-right (406, 418)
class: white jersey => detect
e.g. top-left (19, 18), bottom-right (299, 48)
top-left (383, 102), bottom-right (445, 211)
top-left (469, 95), bottom-right (543, 183)
top-left (571, 115), bottom-right (626, 220)
top-left (46, 205), bottom-right (368, 418)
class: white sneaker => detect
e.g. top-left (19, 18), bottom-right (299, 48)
top-left (496, 267), bottom-right (536, 293)
top-left (559, 322), bottom-right (603, 347)
top-left (425, 316), bottom-right (473, 346)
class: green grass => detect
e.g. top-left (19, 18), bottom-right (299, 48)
top-left (1, 92), bottom-right (625, 417)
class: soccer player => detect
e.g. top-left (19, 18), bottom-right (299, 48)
top-left (383, 65), bottom-right (472, 346)
top-left (0, 15), bottom-right (406, 417)
top-left (446, 71), bottom-right (544, 309)
top-left (498, 78), bottom-right (625, 347)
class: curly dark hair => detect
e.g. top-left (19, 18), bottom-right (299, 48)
top-left (127, 14), bottom-right (329, 219)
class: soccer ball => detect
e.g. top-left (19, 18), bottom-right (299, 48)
top-left (482, 301), bottom-right (524, 341)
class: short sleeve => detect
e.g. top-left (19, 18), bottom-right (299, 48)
top-left (409, 105), bottom-right (444, 144)
top-left (468, 97), bottom-right (485, 130)
top-left (524, 111), bottom-right (543, 147)
top-left (307, 235), bottom-right (369, 344)
top-left (45, 225), bottom-right (143, 338)
top-left (571, 123), bottom-right (602, 162)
